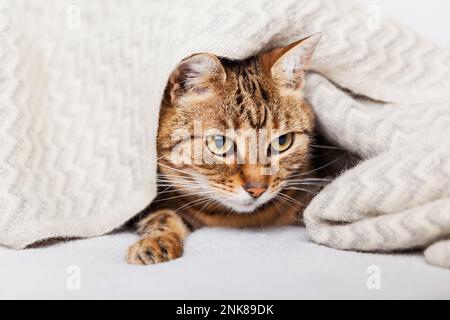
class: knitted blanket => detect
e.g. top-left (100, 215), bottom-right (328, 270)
top-left (1, 1), bottom-right (449, 269)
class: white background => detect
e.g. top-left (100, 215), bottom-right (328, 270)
top-left (360, 0), bottom-right (450, 48)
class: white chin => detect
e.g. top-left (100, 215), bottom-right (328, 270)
top-left (225, 201), bottom-right (262, 213)
top-left (216, 192), bottom-right (275, 213)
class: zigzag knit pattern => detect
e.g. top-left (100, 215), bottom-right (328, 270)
top-left (304, 74), bottom-right (450, 268)
top-left (1, 0), bottom-right (449, 270)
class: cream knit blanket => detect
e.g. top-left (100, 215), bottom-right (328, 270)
top-left (1, 0), bottom-right (449, 268)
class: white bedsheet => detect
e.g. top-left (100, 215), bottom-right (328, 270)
top-left (1, 227), bottom-right (449, 299)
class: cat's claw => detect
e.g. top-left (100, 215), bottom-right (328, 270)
top-left (126, 234), bottom-right (183, 265)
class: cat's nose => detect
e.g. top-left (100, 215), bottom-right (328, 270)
top-left (243, 183), bottom-right (267, 199)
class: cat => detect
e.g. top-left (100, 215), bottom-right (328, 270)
top-left (127, 34), bottom-right (325, 265)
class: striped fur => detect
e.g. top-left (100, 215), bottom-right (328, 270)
top-left (127, 36), bottom-right (321, 264)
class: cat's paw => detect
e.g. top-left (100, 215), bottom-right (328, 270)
top-left (126, 233), bottom-right (183, 265)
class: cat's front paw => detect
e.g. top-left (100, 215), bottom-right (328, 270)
top-left (126, 233), bottom-right (183, 265)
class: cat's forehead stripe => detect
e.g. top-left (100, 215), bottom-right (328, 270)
top-left (222, 57), bottom-right (272, 129)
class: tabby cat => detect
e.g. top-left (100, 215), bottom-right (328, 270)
top-left (127, 34), bottom-right (324, 265)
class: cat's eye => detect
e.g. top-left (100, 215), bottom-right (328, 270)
top-left (268, 133), bottom-right (294, 155)
top-left (206, 135), bottom-right (234, 156)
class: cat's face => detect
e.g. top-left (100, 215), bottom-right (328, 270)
top-left (157, 35), bottom-right (321, 213)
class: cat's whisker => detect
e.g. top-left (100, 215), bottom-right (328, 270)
top-left (274, 195), bottom-right (304, 222)
top-left (132, 174), bottom-right (197, 187)
top-left (278, 192), bottom-right (305, 206)
top-left (310, 144), bottom-right (344, 150)
top-left (156, 178), bottom-right (197, 185)
top-left (285, 180), bottom-right (331, 186)
top-left (156, 160), bottom-right (195, 177)
top-left (156, 176), bottom-right (195, 182)
top-left (285, 182), bottom-right (329, 186)
top-left (278, 193), bottom-right (306, 209)
top-left (153, 191), bottom-right (216, 203)
top-left (136, 180), bottom-right (201, 190)
top-left (286, 177), bottom-right (332, 181)
top-left (274, 194), bottom-right (296, 210)
top-left (174, 197), bottom-right (211, 214)
top-left (285, 181), bottom-right (329, 187)
top-left (156, 177), bottom-right (200, 185)
top-left (288, 156), bottom-right (344, 178)
top-left (282, 187), bottom-right (318, 194)
top-left (156, 178), bottom-right (196, 183)
top-left (157, 181), bottom-right (174, 193)
top-left (157, 187), bottom-right (207, 195)
top-left (156, 181), bottom-right (202, 187)
top-left (156, 173), bottom-right (197, 181)
top-left (156, 185), bottom-right (202, 190)
top-left (156, 186), bottom-right (206, 195)
top-left (196, 198), bottom-right (219, 217)
top-left (275, 196), bottom-right (293, 209)
top-left (271, 199), bottom-right (298, 223)
top-left (156, 170), bottom-right (213, 195)
top-left (159, 181), bottom-right (201, 186)
top-left (274, 191), bottom-right (294, 204)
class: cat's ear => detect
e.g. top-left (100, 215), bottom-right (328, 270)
top-left (169, 53), bottom-right (226, 103)
top-left (264, 33), bottom-right (321, 95)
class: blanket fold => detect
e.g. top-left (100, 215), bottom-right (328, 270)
top-left (1, 0), bottom-right (449, 268)
top-left (304, 73), bottom-right (450, 268)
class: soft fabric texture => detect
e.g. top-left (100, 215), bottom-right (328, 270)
top-left (1, 0), bottom-right (450, 270)
top-left (304, 76), bottom-right (450, 269)
top-left (1, 227), bottom-right (450, 299)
